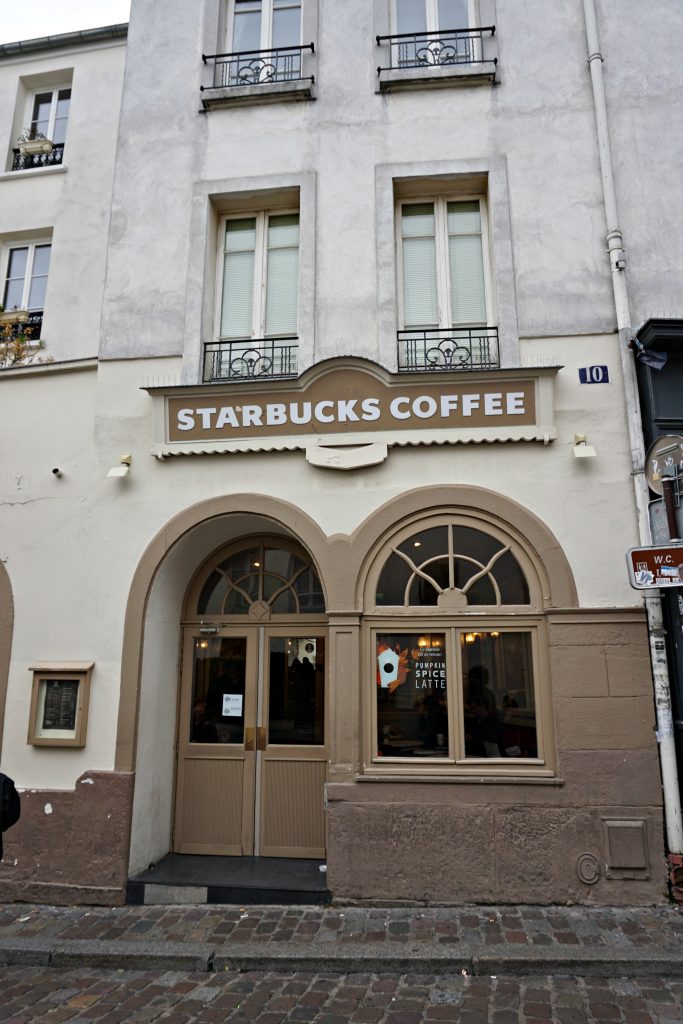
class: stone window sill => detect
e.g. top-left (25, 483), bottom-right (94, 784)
top-left (377, 62), bottom-right (497, 92)
top-left (201, 78), bottom-right (315, 110)
top-left (0, 165), bottom-right (67, 182)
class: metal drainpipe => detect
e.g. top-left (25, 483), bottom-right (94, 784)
top-left (582, 0), bottom-right (683, 861)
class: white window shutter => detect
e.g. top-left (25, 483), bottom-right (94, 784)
top-left (220, 219), bottom-right (256, 338)
top-left (447, 202), bottom-right (486, 325)
top-left (401, 204), bottom-right (439, 327)
top-left (265, 214), bottom-right (299, 336)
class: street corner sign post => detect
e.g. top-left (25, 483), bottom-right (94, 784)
top-left (627, 544), bottom-right (683, 590)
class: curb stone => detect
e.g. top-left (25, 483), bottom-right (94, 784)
top-left (1, 936), bottom-right (683, 977)
top-left (49, 939), bottom-right (215, 972)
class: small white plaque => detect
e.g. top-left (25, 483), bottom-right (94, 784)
top-left (222, 694), bottom-right (243, 717)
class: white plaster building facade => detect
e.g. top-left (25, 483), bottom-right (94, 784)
top-left (0, 0), bottom-right (681, 905)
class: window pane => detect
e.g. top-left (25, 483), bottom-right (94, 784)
top-left (220, 219), bottom-right (256, 337)
top-left (462, 632), bottom-right (537, 759)
top-left (402, 204), bottom-right (438, 327)
top-left (56, 89), bottom-right (71, 114)
top-left (293, 567), bottom-right (326, 612)
top-left (32, 245), bottom-right (51, 277)
top-left (190, 636), bottom-right (247, 744)
top-left (268, 636), bottom-right (324, 745)
top-left (447, 201), bottom-right (481, 234)
top-left (3, 248), bottom-right (28, 309)
top-left (31, 93), bottom-right (52, 136)
top-left (27, 275), bottom-right (48, 310)
top-left (234, 1), bottom-right (262, 50)
top-left (197, 570), bottom-right (230, 614)
top-left (397, 525), bottom-right (447, 563)
top-left (3, 278), bottom-right (24, 309)
top-left (264, 546), bottom-right (305, 577)
top-left (272, 5), bottom-right (301, 47)
top-left (376, 553), bottom-right (413, 605)
top-left (491, 550), bottom-right (530, 604)
top-left (377, 633), bottom-right (448, 757)
top-left (27, 245), bottom-right (50, 309)
top-left (265, 215), bottom-right (299, 335)
top-left (449, 233), bottom-right (486, 324)
top-left (438, 0), bottom-right (469, 28)
top-left (397, 0), bottom-right (427, 33)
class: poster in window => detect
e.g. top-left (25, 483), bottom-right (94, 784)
top-left (376, 633), bottom-right (448, 757)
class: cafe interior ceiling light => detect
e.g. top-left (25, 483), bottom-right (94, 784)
top-left (465, 633), bottom-right (476, 643)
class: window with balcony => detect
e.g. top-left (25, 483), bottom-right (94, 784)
top-left (204, 211), bottom-right (299, 382)
top-left (376, 0), bottom-right (497, 87)
top-left (396, 196), bottom-right (497, 371)
top-left (202, 0), bottom-right (315, 104)
top-left (1, 242), bottom-right (51, 340)
top-left (12, 88), bottom-right (71, 172)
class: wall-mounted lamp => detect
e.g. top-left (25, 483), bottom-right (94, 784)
top-left (107, 454), bottom-right (132, 478)
top-left (573, 434), bottom-right (597, 459)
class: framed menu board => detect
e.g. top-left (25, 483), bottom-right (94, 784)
top-left (28, 663), bottom-right (94, 747)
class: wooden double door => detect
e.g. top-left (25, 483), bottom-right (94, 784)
top-left (174, 625), bottom-right (327, 858)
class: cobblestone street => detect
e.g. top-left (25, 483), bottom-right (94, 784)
top-left (2, 966), bottom-right (683, 1024)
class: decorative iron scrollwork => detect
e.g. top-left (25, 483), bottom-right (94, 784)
top-left (415, 41), bottom-right (458, 65)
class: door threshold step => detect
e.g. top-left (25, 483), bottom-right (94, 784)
top-left (127, 854), bottom-right (331, 906)
top-left (126, 880), bottom-right (331, 905)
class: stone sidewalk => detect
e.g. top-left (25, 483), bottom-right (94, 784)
top-left (0, 902), bottom-right (681, 977)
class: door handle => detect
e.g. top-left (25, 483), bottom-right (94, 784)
top-left (245, 727), bottom-right (255, 751)
top-left (257, 726), bottom-right (267, 751)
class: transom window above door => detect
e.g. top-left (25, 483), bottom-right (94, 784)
top-left (193, 540), bottom-right (325, 619)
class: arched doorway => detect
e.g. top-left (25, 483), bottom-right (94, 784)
top-left (174, 536), bottom-right (328, 858)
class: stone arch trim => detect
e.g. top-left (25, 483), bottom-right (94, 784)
top-left (345, 485), bottom-right (578, 613)
top-left (0, 559), bottom-right (13, 762)
top-left (115, 494), bottom-right (340, 772)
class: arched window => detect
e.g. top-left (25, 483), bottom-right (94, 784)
top-left (191, 540), bottom-right (325, 619)
top-left (365, 514), bottom-right (550, 774)
top-left (376, 523), bottom-right (530, 608)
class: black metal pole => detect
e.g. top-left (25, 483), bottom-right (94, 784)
top-left (662, 477), bottom-right (681, 541)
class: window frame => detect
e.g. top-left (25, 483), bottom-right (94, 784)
top-left (395, 194), bottom-right (494, 332)
top-left (25, 85), bottom-right (71, 144)
top-left (367, 617), bottom-right (550, 775)
top-left (214, 208), bottom-right (300, 343)
top-left (28, 662), bottom-right (93, 748)
top-left (392, 0), bottom-right (478, 34)
top-left (362, 513), bottom-right (554, 778)
top-left (226, 0), bottom-right (303, 53)
top-left (1, 240), bottom-right (52, 314)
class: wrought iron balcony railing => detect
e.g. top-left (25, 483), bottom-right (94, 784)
top-left (203, 338), bottom-right (299, 383)
top-left (202, 43), bottom-right (315, 90)
top-left (377, 26), bottom-right (496, 75)
top-left (397, 327), bottom-right (499, 373)
top-left (11, 144), bottom-right (65, 172)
